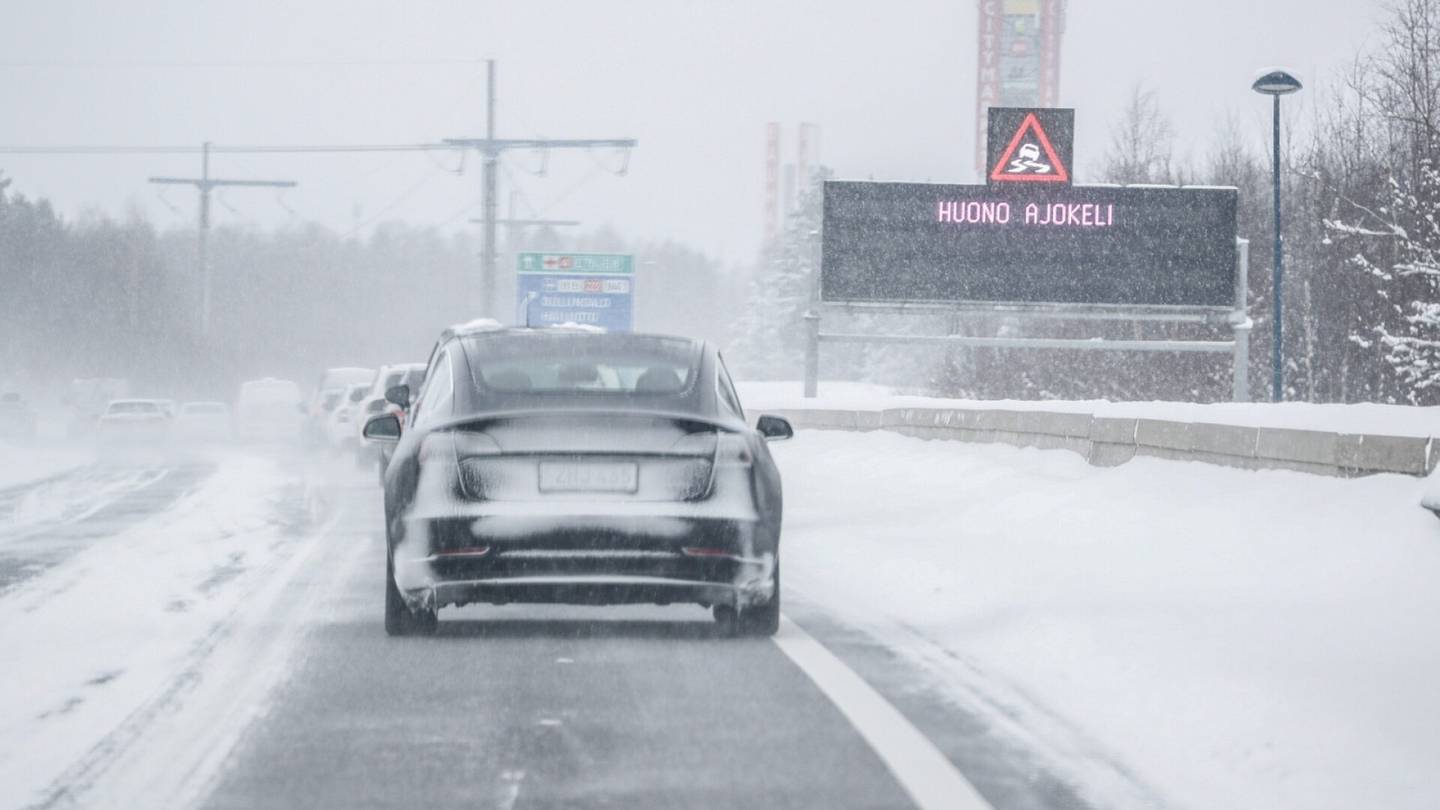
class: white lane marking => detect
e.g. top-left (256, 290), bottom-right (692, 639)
top-left (771, 615), bottom-right (995, 810)
top-left (555, 657), bottom-right (574, 664)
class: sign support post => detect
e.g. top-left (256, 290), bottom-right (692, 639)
top-left (804, 227), bottom-right (823, 398)
top-left (1231, 238), bottom-right (1251, 402)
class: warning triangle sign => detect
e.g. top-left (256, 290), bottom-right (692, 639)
top-left (989, 112), bottom-right (1070, 184)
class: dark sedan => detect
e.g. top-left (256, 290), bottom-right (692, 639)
top-left (364, 327), bottom-right (793, 637)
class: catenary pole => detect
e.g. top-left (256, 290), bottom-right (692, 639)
top-left (482, 60), bottom-right (499, 322)
top-left (446, 60), bottom-right (636, 321)
top-left (148, 142), bottom-right (296, 337)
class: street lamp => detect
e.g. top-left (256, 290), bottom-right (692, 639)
top-left (1252, 68), bottom-right (1303, 402)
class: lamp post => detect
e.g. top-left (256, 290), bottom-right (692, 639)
top-left (1252, 69), bottom-right (1303, 402)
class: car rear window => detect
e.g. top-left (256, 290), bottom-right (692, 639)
top-left (108, 401), bottom-right (159, 415)
top-left (464, 334), bottom-right (700, 397)
top-left (460, 331), bottom-right (702, 409)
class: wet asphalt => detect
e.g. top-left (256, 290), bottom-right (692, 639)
top-left (193, 469), bottom-right (1106, 810)
top-left (0, 447), bottom-right (1112, 809)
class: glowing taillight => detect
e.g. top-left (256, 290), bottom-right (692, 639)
top-left (681, 547), bottom-right (734, 558)
top-left (434, 546), bottom-right (492, 558)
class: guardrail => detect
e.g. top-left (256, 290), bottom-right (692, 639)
top-left (761, 407), bottom-right (1436, 478)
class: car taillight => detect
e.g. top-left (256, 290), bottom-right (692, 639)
top-left (715, 433), bottom-right (752, 465)
top-left (453, 432), bottom-right (504, 499)
top-left (433, 546), bottom-right (491, 559)
top-left (682, 547), bottom-right (737, 559)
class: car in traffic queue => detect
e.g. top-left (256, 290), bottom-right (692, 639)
top-left (363, 326), bottom-right (794, 637)
top-left (355, 362), bottom-right (427, 476)
top-left (305, 366), bottom-right (373, 446)
top-left (96, 398), bottom-right (173, 442)
top-left (324, 382), bottom-right (371, 451)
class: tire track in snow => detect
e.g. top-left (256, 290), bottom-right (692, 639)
top-left (0, 462), bottom-right (216, 595)
top-left (20, 464), bottom-right (357, 810)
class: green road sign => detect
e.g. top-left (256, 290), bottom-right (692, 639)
top-left (517, 252), bottom-right (633, 275)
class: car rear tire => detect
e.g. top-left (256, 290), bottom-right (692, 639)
top-left (712, 604), bottom-right (740, 637)
top-left (385, 554), bottom-right (438, 636)
top-left (740, 563), bottom-right (781, 637)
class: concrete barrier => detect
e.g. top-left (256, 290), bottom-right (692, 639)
top-left (759, 405), bottom-right (1436, 479)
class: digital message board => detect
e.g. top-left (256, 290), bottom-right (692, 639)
top-left (820, 181), bottom-right (1238, 308)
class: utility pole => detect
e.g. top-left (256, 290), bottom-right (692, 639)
top-left (148, 142), bottom-right (296, 338)
top-left (446, 60), bottom-right (636, 320)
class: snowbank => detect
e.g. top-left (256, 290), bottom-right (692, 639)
top-left (739, 381), bottom-right (1440, 439)
top-left (778, 430), bottom-right (1440, 810)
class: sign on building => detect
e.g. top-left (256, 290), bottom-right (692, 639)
top-left (975, 0), bottom-right (1066, 173)
top-left (516, 252), bottom-right (635, 331)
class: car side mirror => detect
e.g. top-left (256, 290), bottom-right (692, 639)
top-left (385, 384), bottom-right (411, 409)
top-left (363, 413), bottom-right (403, 442)
top-left (756, 414), bottom-right (794, 441)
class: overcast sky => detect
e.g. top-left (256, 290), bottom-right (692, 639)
top-left (0, 0), bottom-right (1389, 263)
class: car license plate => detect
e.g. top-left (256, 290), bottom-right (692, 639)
top-left (539, 462), bottom-right (639, 493)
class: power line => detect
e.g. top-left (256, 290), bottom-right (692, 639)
top-left (0, 58), bottom-right (489, 69)
top-left (0, 143), bottom-right (459, 155)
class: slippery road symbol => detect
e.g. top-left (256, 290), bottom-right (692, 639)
top-left (1007, 142), bottom-right (1052, 174)
top-left (990, 112), bottom-right (1070, 184)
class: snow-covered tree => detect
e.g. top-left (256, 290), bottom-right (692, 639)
top-left (1320, 0), bottom-right (1440, 403)
top-left (726, 172), bottom-right (826, 379)
top-left (1334, 166), bottom-right (1440, 402)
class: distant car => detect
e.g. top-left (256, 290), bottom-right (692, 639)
top-left (306, 367), bottom-right (374, 446)
top-left (175, 401), bottom-right (233, 442)
top-left (236, 378), bottom-right (305, 442)
top-left (355, 363), bottom-right (427, 475)
top-left (324, 383), bottom-right (371, 450)
top-left (0, 392), bottom-right (38, 441)
top-left (364, 328), bottom-right (793, 637)
top-left (97, 398), bottom-right (172, 442)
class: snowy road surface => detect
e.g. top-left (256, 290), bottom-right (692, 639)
top-left (0, 433), bottom-right (1435, 809)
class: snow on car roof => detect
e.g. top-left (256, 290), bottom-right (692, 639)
top-left (442, 318), bottom-right (504, 338)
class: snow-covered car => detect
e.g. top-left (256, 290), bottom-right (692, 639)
top-left (355, 363), bottom-right (427, 474)
top-left (0, 392), bottom-right (38, 441)
top-left (236, 378), bottom-right (305, 442)
top-left (96, 398), bottom-right (172, 442)
top-left (364, 329), bottom-right (793, 636)
top-left (175, 401), bottom-right (233, 442)
top-left (324, 383), bottom-right (371, 450)
top-left (306, 367), bottom-right (374, 446)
